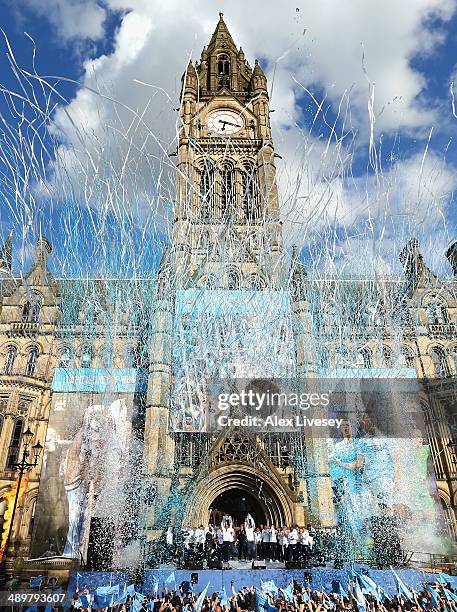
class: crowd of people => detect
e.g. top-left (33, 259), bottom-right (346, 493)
top-left (164, 515), bottom-right (322, 566)
top-left (69, 574), bottom-right (457, 611)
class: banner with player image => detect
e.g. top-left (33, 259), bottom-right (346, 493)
top-left (30, 376), bottom-right (139, 562)
top-left (171, 289), bottom-right (296, 432)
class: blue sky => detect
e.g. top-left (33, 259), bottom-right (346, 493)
top-left (0, 0), bottom-right (456, 277)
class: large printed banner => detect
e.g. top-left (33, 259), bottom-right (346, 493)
top-left (30, 368), bottom-right (143, 561)
top-left (171, 289), bottom-right (296, 432)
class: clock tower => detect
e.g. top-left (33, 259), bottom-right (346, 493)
top-left (173, 12), bottom-right (283, 290)
top-left (143, 15), bottom-right (335, 549)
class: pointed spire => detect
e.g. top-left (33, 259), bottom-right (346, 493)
top-left (0, 230), bottom-right (12, 274)
top-left (446, 241), bottom-right (457, 276)
top-left (35, 236), bottom-right (52, 270)
top-left (251, 59), bottom-right (267, 93)
top-left (207, 12), bottom-right (238, 53)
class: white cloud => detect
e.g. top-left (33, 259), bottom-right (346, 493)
top-left (23, 0), bottom-right (107, 41)
top-left (8, 0), bottom-right (457, 273)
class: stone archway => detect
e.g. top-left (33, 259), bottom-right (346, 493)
top-left (185, 463), bottom-right (294, 527)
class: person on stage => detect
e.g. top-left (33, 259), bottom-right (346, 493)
top-left (269, 524), bottom-right (278, 561)
top-left (261, 525), bottom-right (270, 560)
top-left (221, 520), bottom-right (235, 563)
top-left (278, 527), bottom-right (288, 562)
top-left (244, 514), bottom-right (256, 561)
top-left (287, 525), bottom-right (299, 561)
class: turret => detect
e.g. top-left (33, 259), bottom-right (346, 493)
top-left (251, 59), bottom-right (268, 94)
top-left (35, 236), bottom-right (52, 270)
top-left (0, 231), bottom-right (12, 276)
top-left (446, 241), bottom-right (457, 276)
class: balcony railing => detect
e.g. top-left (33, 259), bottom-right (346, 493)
top-left (428, 323), bottom-right (457, 338)
top-left (0, 367), bottom-right (48, 382)
top-left (8, 321), bottom-right (40, 336)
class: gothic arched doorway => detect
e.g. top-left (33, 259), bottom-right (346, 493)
top-left (186, 464), bottom-right (294, 527)
top-left (209, 488), bottom-right (266, 527)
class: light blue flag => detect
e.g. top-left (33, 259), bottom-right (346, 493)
top-left (443, 587), bottom-right (457, 602)
top-left (29, 576), bottom-right (43, 589)
top-left (127, 584), bottom-right (136, 596)
top-left (96, 584), bottom-right (119, 597)
top-left (257, 591), bottom-right (276, 612)
top-left (391, 568), bottom-right (413, 602)
top-left (195, 582), bottom-right (210, 612)
top-left (354, 583), bottom-right (366, 612)
top-left (132, 593), bottom-right (145, 612)
top-left (282, 583), bottom-right (294, 603)
top-left (220, 586), bottom-right (229, 607)
top-left (165, 572), bottom-right (176, 585)
top-left (333, 581), bottom-right (348, 598)
top-left (358, 575), bottom-right (380, 601)
top-left (427, 585), bottom-right (440, 608)
top-left (152, 577), bottom-right (159, 594)
top-left (261, 579), bottom-right (278, 594)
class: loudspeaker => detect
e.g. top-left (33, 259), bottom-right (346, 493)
top-left (185, 563), bottom-right (204, 570)
top-left (251, 560), bottom-right (266, 569)
top-left (285, 561), bottom-right (305, 569)
top-left (207, 560), bottom-right (223, 569)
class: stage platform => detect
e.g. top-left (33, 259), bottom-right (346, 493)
top-left (67, 566), bottom-right (457, 600)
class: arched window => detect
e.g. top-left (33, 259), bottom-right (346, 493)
top-left (4, 345), bottom-right (17, 374)
top-left (59, 346), bottom-right (72, 368)
top-left (249, 273), bottom-right (266, 290)
top-left (200, 165), bottom-right (215, 221)
top-left (242, 164), bottom-right (260, 221)
top-left (383, 345), bottom-right (393, 368)
top-left (400, 346), bottom-right (415, 368)
top-left (21, 301), bottom-right (31, 322)
top-left (430, 346), bottom-right (450, 378)
top-left (217, 54), bottom-right (231, 89)
top-left (26, 346), bottom-right (39, 376)
top-left (356, 347), bottom-right (372, 369)
top-left (220, 163), bottom-right (235, 216)
top-left (203, 273), bottom-right (218, 289)
top-left (427, 298), bottom-right (448, 324)
top-left (81, 346), bottom-right (92, 369)
top-left (21, 295), bottom-right (41, 323)
top-left (7, 418), bottom-right (24, 469)
top-left (227, 269), bottom-right (241, 290)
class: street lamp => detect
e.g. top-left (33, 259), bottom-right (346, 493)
top-left (0, 428), bottom-right (42, 583)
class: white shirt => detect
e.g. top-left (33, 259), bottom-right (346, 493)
top-left (222, 526), bottom-right (235, 542)
top-left (245, 526), bottom-right (255, 542)
top-left (194, 528), bottom-right (206, 544)
top-left (261, 528), bottom-right (270, 543)
top-left (270, 527), bottom-right (277, 543)
top-left (288, 529), bottom-right (299, 544)
top-left (166, 529), bottom-right (173, 545)
top-left (278, 532), bottom-right (288, 546)
top-left (216, 529), bottom-right (224, 545)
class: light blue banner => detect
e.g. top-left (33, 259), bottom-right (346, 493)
top-left (51, 368), bottom-right (148, 392)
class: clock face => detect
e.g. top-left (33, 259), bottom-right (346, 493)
top-left (207, 110), bottom-right (244, 135)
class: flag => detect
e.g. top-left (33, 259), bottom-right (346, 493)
top-left (391, 568), bottom-right (413, 602)
top-left (261, 579), bottom-right (278, 594)
top-left (127, 584), bottom-right (136, 596)
top-left (96, 584), bottom-right (119, 597)
top-left (76, 572), bottom-right (83, 592)
top-left (443, 587), bottom-right (457, 602)
top-left (282, 583), bottom-right (294, 603)
top-left (152, 577), bottom-right (159, 594)
top-left (195, 582), bottom-right (210, 612)
top-left (358, 574), bottom-right (380, 601)
top-left (333, 581), bottom-right (347, 597)
top-left (220, 587), bottom-right (228, 607)
top-left (79, 594), bottom-right (90, 607)
top-left (165, 572), bottom-right (176, 585)
top-left (427, 585), bottom-right (440, 608)
top-left (132, 592), bottom-right (145, 612)
top-left (354, 582), bottom-right (366, 612)
top-left (257, 591), bottom-right (277, 612)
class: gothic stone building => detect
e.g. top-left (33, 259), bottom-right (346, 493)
top-left (0, 14), bottom-right (456, 574)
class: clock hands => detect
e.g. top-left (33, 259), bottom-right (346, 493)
top-left (218, 119), bottom-right (241, 130)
